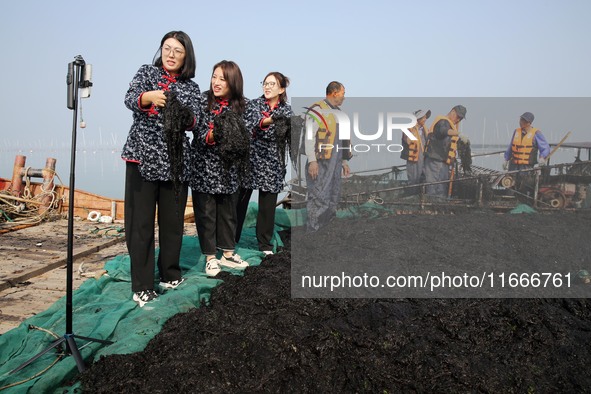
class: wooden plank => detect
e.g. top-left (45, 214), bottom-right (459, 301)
top-left (0, 236), bottom-right (124, 292)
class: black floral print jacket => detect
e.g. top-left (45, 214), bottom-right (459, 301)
top-left (121, 65), bottom-right (200, 182)
top-left (189, 92), bottom-right (250, 194)
top-left (243, 97), bottom-right (294, 193)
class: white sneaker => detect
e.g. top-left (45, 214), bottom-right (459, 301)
top-left (132, 289), bottom-right (159, 308)
top-left (219, 254), bottom-right (249, 270)
top-left (159, 278), bottom-right (185, 289)
top-left (205, 259), bottom-right (221, 277)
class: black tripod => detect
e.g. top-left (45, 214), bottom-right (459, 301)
top-left (11, 55), bottom-right (113, 375)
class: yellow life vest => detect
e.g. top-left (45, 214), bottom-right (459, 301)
top-left (428, 115), bottom-right (458, 165)
top-left (309, 100), bottom-right (339, 160)
top-left (405, 125), bottom-right (425, 162)
top-left (511, 127), bottom-right (539, 165)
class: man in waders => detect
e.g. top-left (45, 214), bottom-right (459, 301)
top-left (423, 105), bottom-right (467, 197)
top-left (401, 109), bottom-right (431, 193)
top-left (304, 81), bottom-right (351, 232)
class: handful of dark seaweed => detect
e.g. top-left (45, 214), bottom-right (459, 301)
top-left (162, 91), bottom-right (193, 196)
top-left (213, 110), bottom-right (250, 179)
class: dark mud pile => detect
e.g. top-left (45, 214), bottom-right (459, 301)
top-left (81, 211), bottom-right (591, 393)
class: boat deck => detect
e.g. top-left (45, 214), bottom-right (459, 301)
top-left (0, 219), bottom-right (128, 334)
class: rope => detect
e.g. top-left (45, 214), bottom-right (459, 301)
top-left (0, 170), bottom-right (64, 227)
top-left (90, 225), bottom-right (125, 237)
top-left (0, 326), bottom-right (64, 391)
top-left (22, 167), bottom-right (32, 199)
top-left (367, 194), bottom-right (384, 205)
top-left (0, 209), bottom-right (14, 222)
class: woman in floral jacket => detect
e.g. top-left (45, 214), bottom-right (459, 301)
top-left (190, 60), bottom-right (250, 276)
top-left (237, 72), bottom-right (293, 254)
top-left (122, 31), bottom-right (200, 307)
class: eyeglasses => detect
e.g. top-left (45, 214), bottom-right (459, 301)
top-left (261, 81), bottom-right (277, 88)
top-left (162, 45), bottom-right (185, 57)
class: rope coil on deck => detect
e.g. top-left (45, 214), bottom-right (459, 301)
top-left (0, 171), bottom-right (64, 228)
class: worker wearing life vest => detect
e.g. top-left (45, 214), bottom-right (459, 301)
top-left (423, 105), bottom-right (467, 196)
top-left (503, 112), bottom-right (550, 171)
top-left (304, 81), bottom-right (351, 232)
top-left (401, 109), bottom-right (431, 186)
top-left (304, 94), bottom-right (352, 163)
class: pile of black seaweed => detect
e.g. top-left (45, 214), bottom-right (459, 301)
top-left (81, 211), bottom-right (591, 393)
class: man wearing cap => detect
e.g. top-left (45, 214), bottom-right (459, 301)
top-left (401, 109), bottom-right (431, 187)
top-left (503, 112), bottom-right (550, 171)
top-left (423, 105), bottom-right (467, 196)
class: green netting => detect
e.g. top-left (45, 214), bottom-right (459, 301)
top-left (0, 203), bottom-right (290, 393)
top-left (283, 202), bottom-right (393, 225)
top-left (509, 203), bottom-right (538, 214)
top-left (336, 202), bottom-right (396, 218)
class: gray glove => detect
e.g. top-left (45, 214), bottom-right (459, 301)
top-left (503, 160), bottom-right (509, 171)
top-left (538, 157), bottom-right (547, 166)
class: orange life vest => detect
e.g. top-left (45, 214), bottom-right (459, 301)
top-left (427, 115), bottom-right (458, 165)
top-left (309, 100), bottom-right (351, 160)
top-left (404, 125), bottom-right (425, 162)
top-left (511, 127), bottom-right (539, 165)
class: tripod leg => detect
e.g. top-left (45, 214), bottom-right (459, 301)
top-left (72, 334), bottom-right (113, 345)
top-left (10, 337), bottom-right (66, 375)
top-left (65, 334), bottom-right (86, 372)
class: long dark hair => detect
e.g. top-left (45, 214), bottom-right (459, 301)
top-left (206, 60), bottom-right (246, 114)
top-left (153, 31), bottom-right (196, 80)
top-left (263, 71), bottom-right (290, 104)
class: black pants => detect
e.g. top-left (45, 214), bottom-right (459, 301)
top-left (193, 191), bottom-right (238, 255)
top-left (508, 163), bottom-right (536, 199)
top-left (125, 163), bottom-right (187, 292)
top-left (236, 188), bottom-right (278, 252)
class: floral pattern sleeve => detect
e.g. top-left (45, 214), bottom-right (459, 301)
top-left (121, 65), bottom-right (200, 182)
top-left (243, 97), bottom-right (294, 193)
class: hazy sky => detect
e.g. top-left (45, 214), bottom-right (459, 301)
top-left (1, 0), bottom-right (590, 197)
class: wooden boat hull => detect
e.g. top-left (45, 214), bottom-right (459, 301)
top-left (1, 177), bottom-right (125, 220)
top-left (1, 177), bottom-right (195, 223)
